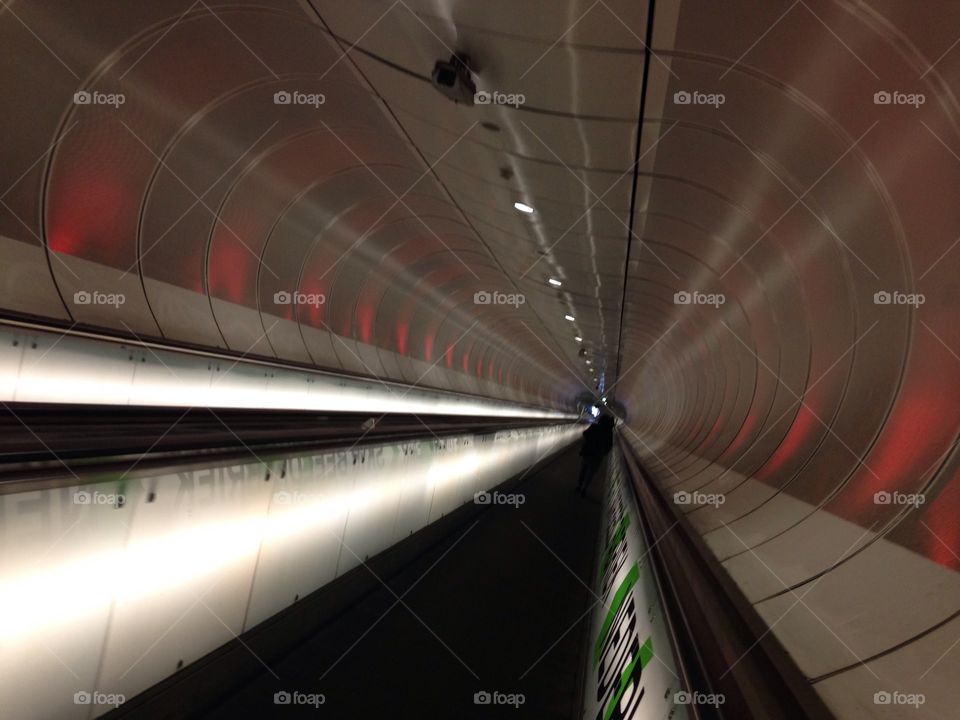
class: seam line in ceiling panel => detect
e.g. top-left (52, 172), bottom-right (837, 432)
top-left (303, 0), bottom-right (586, 389)
top-left (304, 22), bottom-right (636, 124)
top-left (615, 0), bottom-right (658, 385)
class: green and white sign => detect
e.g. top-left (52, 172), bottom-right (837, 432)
top-left (582, 453), bottom-right (690, 720)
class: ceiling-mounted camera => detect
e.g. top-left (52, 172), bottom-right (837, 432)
top-left (431, 53), bottom-right (477, 105)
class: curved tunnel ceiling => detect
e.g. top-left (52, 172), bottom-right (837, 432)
top-left (2, 0), bottom-right (960, 716)
top-left (613, 1), bottom-right (960, 716)
top-left (0, 0), bottom-right (606, 410)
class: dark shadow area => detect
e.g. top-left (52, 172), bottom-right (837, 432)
top-left (198, 445), bottom-right (603, 719)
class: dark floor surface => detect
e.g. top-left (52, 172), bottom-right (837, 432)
top-left (201, 445), bottom-right (604, 719)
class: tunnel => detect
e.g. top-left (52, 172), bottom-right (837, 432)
top-left (0, 1), bottom-right (958, 718)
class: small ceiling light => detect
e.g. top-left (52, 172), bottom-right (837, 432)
top-left (514, 201), bottom-right (534, 214)
top-left (564, 315), bottom-right (575, 321)
top-left (548, 278), bottom-right (562, 287)
top-left (574, 336), bottom-right (582, 342)
top-left (585, 360), bottom-right (592, 365)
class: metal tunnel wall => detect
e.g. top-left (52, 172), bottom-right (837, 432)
top-left (0, 0), bottom-right (584, 411)
top-left (617, 1), bottom-right (960, 718)
top-left (0, 424), bottom-right (578, 719)
top-left (2, 0), bottom-right (960, 718)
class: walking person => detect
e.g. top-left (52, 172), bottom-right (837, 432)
top-left (576, 413), bottom-right (615, 496)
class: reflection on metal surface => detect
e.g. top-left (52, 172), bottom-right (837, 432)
top-left (0, 325), bottom-right (573, 419)
top-left (0, 423), bottom-right (578, 719)
top-left (1, 0), bottom-right (960, 717)
top-left (582, 452), bottom-right (689, 720)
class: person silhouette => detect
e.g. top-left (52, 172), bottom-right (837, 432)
top-left (576, 413), bottom-right (615, 496)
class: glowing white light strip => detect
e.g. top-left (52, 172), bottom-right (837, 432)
top-left (0, 327), bottom-right (575, 419)
top-left (426, 452), bottom-right (482, 488)
top-left (0, 429), bottom-right (578, 646)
